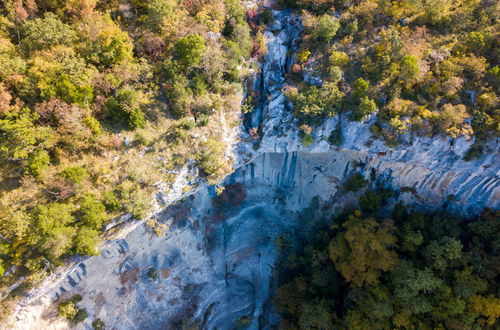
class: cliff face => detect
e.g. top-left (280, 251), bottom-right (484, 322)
top-left (10, 8), bottom-right (499, 330)
top-left (238, 10), bottom-right (499, 217)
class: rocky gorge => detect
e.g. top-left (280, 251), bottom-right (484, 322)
top-left (8, 8), bottom-right (499, 330)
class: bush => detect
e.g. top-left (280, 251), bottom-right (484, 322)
top-left (118, 184), bottom-right (151, 220)
top-left (195, 136), bottom-right (228, 179)
top-left (173, 34), bottom-right (206, 68)
top-left (102, 190), bottom-right (122, 212)
top-left (79, 193), bottom-right (106, 229)
top-left (301, 133), bottom-right (315, 146)
top-left (105, 89), bottom-right (146, 130)
top-left (92, 318), bottom-right (106, 330)
top-left (84, 115), bottom-right (102, 135)
top-left (359, 190), bottom-right (382, 212)
top-left (353, 77), bottom-right (369, 99)
top-left (58, 301), bottom-right (78, 320)
top-left (328, 123), bottom-right (343, 146)
top-left (26, 149), bottom-right (50, 177)
top-left (399, 55), bottom-right (420, 81)
top-left (73, 227), bottom-right (100, 256)
top-left (259, 8), bottom-right (274, 25)
top-left (463, 145), bottom-right (484, 161)
top-left (62, 166), bottom-right (89, 184)
top-left (73, 309), bottom-right (88, 324)
top-left (328, 66), bottom-right (343, 82)
top-left (58, 295), bottom-right (83, 322)
top-left (20, 13), bottom-right (77, 51)
top-left (288, 82), bottom-right (344, 122)
top-left (343, 173), bottom-right (368, 192)
top-left (307, 14), bottom-right (340, 45)
top-left (355, 97), bottom-right (377, 120)
top-left (296, 49), bottom-right (311, 63)
top-left (147, 267), bottom-right (158, 281)
top-left (329, 51), bottom-right (349, 67)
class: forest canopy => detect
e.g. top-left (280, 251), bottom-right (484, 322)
top-left (276, 193), bottom-right (500, 329)
top-left (0, 0), bottom-right (271, 318)
top-left (283, 0), bottom-right (499, 149)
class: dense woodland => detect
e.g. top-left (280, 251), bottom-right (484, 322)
top-left (0, 0), bottom-right (269, 317)
top-left (282, 0), bottom-right (499, 149)
top-left (275, 181), bottom-right (500, 329)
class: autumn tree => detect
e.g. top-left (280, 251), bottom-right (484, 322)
top-left (329, 212), bottom-right (397, 286)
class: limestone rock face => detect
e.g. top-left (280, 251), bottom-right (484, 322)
top-left (10, 7), bottom-right (499, 330)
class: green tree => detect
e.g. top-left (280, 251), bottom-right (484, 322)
top-left (82, 14), bottom-right (134, 67)
top-left (61, 166), bottom-right (89, 184)
top-left (342, 173), bottom-right (368, 192)
top-left (20, 13), bottom-right (77, 52)
top-left (25, 149), bottom-right (50, 177)
top-left (329, 212), bottom-right (397, 286)
top-left (73, 227), bottom-right (99, 256)
top-left (146, 0), bottom-right (176, 32)
top-left (390, 261), bottom-right (443, 315)
top-left (359, 190), bottom-right (382, 212)
top-left (0, 108), bottom-right (54, 160)
top-left (307, 14), bottom-right (340, 44)
top-left (78, 193), bottom-right (106, 229)
top-left (102, 190), bottom-right (122, 212)
top-left (356, 96), bottom-right (377, 120)
top-left (173, 34), bottom-right (206, 68)
top-left (353, 77), bottom-right (369, 99)
top-left (399, 55), bottom-right (420, 81)
top-left (423, 237), bottom-right (463, 271)
top-left (105, 89), bottom-right (146, 130)
top-left (31, 203), bottom-right (77, 260)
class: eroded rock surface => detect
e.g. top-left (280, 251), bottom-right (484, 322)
top-left (10, 7), bottom-right (499, 330)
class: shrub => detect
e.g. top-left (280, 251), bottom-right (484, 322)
top-left (119, 186), bottom-right (151, 220)
top-left (359, 190), bottom-right (382, 212)
top-left (306, 14), bottom-right (340, 44)
top-left (32, 203), bottom-right (77, 260)
top-left (105, 89), bottom-right (146, 130)
top-left (355, 97), bottom-right (377, 120)
top-left (259, 8), bottom-right (274, 25)
top-left (328, 66), bottom-right (342, 82)
top-left (147, 267), bottom-right (158, 281)
top-left (195, 136), bottom-right (228, 179)
top-left (58, 301), bottom-right (78, 320)
top-left (399, 55), bottom-right (420, 81)
top-left (102, 190), bottom-right (122, 212)
top-left (329, 51), bottom-right (349, 67)
top-left (58, 295), bottom-right (83, 322)
top-left (343, 173), bottom-right (368, 192)
top-left (20, 13), bottom-right (77, 51)
top-left (44, 74), bottom-right (94, 106)
top-left (79, 193), bottom-right (106, 229)
top-left (73, 309), bottom-right (88, 324)
top-left (343, 19), bottom-right (358, 35)
top-left (73, 227), bottom-right (100, 256)
top-left (296, 49), bottom-right (311, 63)
top-left (197, 114), bottom-right (210, 127)
top-left (83, 14), bottom-right (134, 67)
top-left (353, 77), bottom-right (369, 99)
top-left (463, 145), bottom-right (484, 161)
top-left (92, 318), bottom-right (106, 330)
top-left (83, 115), bottom-right (102, 135)
top-left (62, 166), bottom-right (89, 184)
top-left (173, 34), bottom-right (206, 68)
top-left (288, 82), bottom-right (344, 122)
top-left (26, 149), bottom-right (50, 177)
top-left (328, 123), bottom-right (343, 146)
top-left (301, 133), bottom-right (314, 146)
